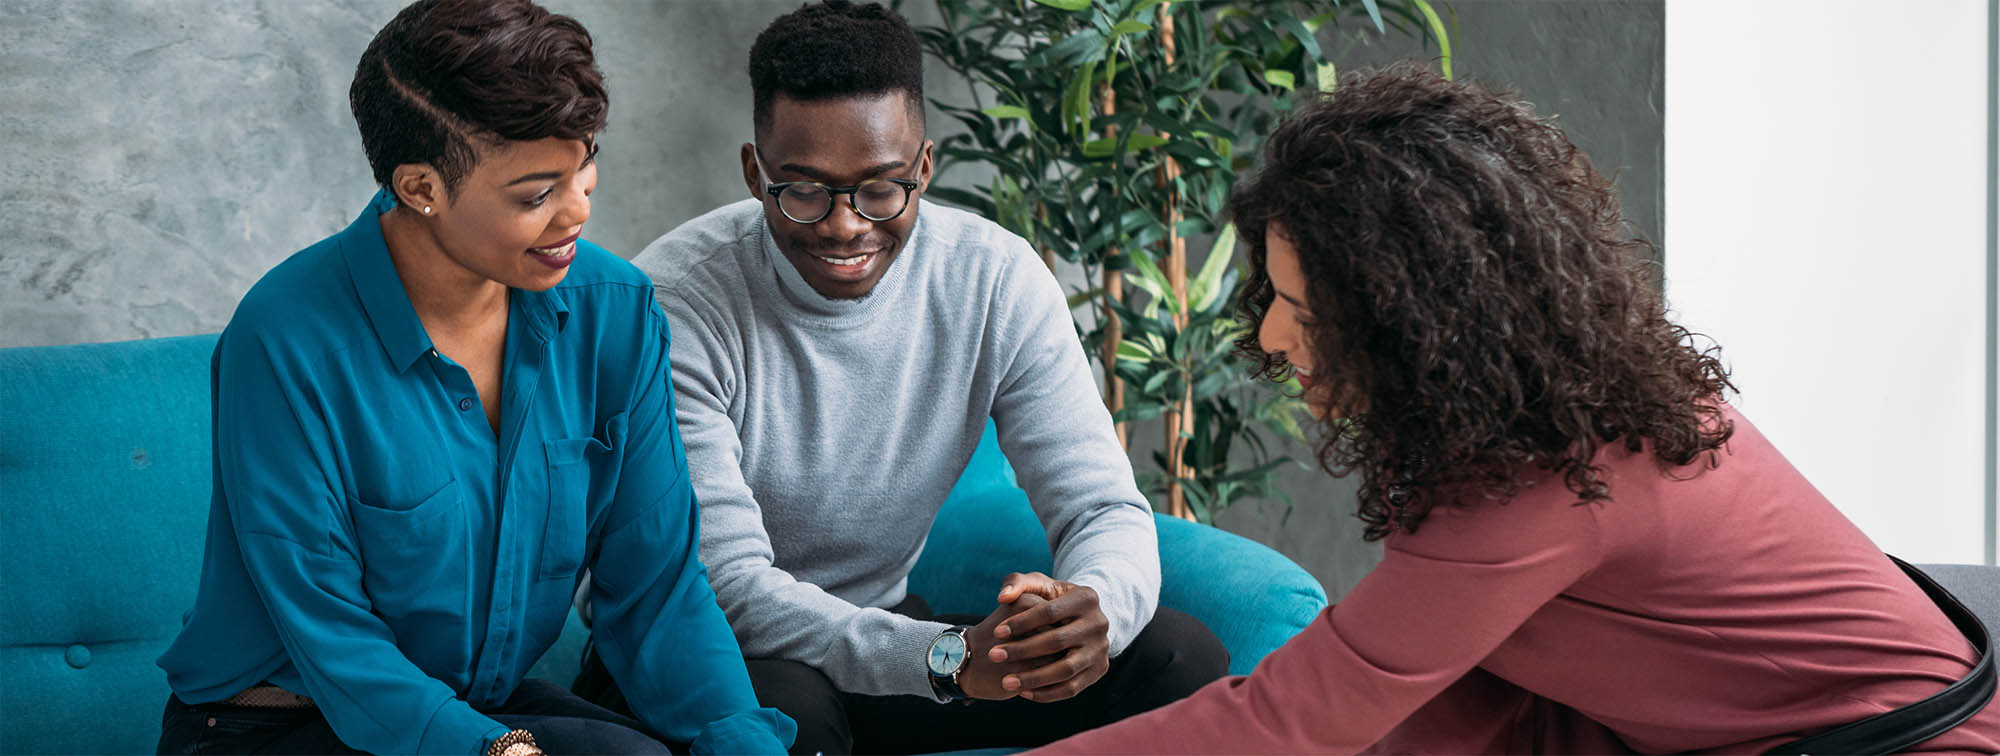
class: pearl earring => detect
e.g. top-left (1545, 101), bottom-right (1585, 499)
top-left (422, 206), bottom-right (431, 215)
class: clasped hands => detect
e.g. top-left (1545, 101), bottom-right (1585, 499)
top-left (954, 571), bottom-right (1111, 703)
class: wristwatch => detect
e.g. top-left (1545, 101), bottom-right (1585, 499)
top-left (926, 625), bottom-right (972, 703)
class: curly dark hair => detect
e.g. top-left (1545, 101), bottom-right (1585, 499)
top-left (349, 0), bottom-right (607, 192)
top-left (1230, 63), bottom-right (1735, 541)
top-left (749, 0), bottom-right (925, 138)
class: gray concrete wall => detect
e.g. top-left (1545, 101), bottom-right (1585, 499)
top-left (0, 0), bottom-right (923, 347)
top-left (2, 0), bottom-right (1662, 601)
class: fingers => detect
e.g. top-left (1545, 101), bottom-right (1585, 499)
top-left (995, 585), bottom-right (1096, 640)
top-left (988, 617), bottom-right (1079, 662)
top-left (1005, 649), bottom-right (1109, 702)
top-left (996, 571), bottom-right (1059, 604)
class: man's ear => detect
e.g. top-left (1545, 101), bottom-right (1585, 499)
top-left (917, 139), bottom-right (935, 192)
top-left (391, 163), bottom-right (446, 217)
top-left (740, 142), bottom-right (762, 201)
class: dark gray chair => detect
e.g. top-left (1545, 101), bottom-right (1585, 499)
top-left (1921, 563), bottom-right (2000, 636)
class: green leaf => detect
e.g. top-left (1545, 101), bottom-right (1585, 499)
top-left (982, 105), bottom-right (1031, 121)
top-left (1066, 287), bottom-right (1105, 309)
top-left (1262, 69), bottom-right (1295, 91)
top-left (1080, 133), bottom-right (1169, 158)
top-left (1031, 0), bottom-right (1089, 10)
top-left (1116, 339), bottom-right (1155, 362)
top-left (1316, 61), bottom-right (1338, 92)
top-left (1280, 16), bottom-right (1323, 62)
top-left (1125, 249), bottom-right (1173, 305)
top-left (1411, 0), bottom-right (1453, 80)
top-left (1188, 223), bottom-right (1238, 312)
top-left (1359, 0), bottom-right (1386, 33)
top-left (1108, 19), bottom-right (1152, 37)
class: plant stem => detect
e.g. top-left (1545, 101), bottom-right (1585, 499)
top-left (1159, 1), bottom-right (1194, 521)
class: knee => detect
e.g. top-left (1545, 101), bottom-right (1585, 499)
top-left (746, 659), bottom-right (849, 755)
top-left (1124, 607), bottom-right (1231, 698)
top-left (534, 721), bottom-right (675, 756)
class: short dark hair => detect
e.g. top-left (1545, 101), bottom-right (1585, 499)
top-left (748, 0), bottom-right (924, 137)
top-left (1230, 63), bottom-right (1733, 541)
top-left (350, 0), bottom-right (608, 191)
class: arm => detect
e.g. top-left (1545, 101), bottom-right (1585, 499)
top-left (1026, 493), bottom-right (1610, 755)
top-left (987, 247), bottom-right (1161, 655)
top-left (216, 330), bottom-right (507, 755)
top-left (660, 289), bottom-right (955, 699)
top-left (585, 305), bottom-right (793, 755)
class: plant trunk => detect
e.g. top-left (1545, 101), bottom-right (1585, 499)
top-left (1100, 82), bottom-right (1127, 450)
top-left (1158, 4), bottom-right (1195, 521)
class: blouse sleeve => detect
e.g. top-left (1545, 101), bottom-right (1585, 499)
top-left (583, 304), bottom-right (795, 755)
top-left (1027, 488), bottom-right (1610, 755)
top-left (216, 327), bottom-right (509, 755)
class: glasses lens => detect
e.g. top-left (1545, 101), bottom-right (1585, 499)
top-left (854, 181), bottom-right (908, 221)
top-left (778, 184), bottom-right (832, 223)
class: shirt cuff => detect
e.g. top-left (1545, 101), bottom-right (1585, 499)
top-left (1062, 570), bottom-right (1147, 658)
top-left (690, 707), bottom-right (797, 756)
top-left (891, 618), bottom-right (955, 698)
top-left (413, 697), bottom-right (509, 756)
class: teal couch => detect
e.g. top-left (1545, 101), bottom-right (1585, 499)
top-left (0, 334), bottom-right (1327, 754)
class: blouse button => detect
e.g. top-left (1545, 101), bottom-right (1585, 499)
top-left (457, 397), bottom-right (474, 412)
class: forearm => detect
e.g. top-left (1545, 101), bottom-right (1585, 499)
top-left (1050, 505), bottom-right (1160, 655)
top-left (708, 554), bottom-right (952, 697)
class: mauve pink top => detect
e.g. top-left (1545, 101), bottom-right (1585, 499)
top-left (1032, 406), bottom-right (2000, 754)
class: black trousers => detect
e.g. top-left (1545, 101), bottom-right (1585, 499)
top-left (574, 596), bottom-right (1230, 755)
top-left (158, 678), bottom-right (684, 755)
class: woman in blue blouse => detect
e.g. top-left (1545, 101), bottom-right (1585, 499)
top-left (154, 1), bottom-right (794, 754)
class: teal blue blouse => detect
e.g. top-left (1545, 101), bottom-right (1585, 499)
top-left (158, 190), bottom-right (793, 755)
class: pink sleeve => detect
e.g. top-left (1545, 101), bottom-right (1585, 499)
top-left (1027, 491), bottom-right (1609, 755)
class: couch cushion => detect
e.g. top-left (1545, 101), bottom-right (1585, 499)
top-left (2, 334), bottom-right (218, 753)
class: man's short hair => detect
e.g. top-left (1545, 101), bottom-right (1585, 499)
top-left (748, 0), bottom-right (925, 137)
top-left (349, 0), bottom-right (608, 191)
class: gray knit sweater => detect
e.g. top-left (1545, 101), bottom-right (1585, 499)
top-left (632, 199), bottom-right (1159, 699)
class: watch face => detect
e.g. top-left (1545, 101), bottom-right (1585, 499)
top-left (927, 632), bottom-right (967, 675)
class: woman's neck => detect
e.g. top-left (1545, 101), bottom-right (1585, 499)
top-left (379, 207), bottom-right (509, 332)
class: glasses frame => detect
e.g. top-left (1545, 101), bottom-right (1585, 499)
top-left (753, 146), bottom-right (924, 225)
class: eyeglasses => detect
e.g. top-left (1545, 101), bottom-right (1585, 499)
top-left (754, 146), bottom-right (922, 224)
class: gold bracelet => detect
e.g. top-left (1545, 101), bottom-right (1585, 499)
top-left (487, 729), bottom-right (537, 756)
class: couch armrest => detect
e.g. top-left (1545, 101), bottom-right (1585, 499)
top-left (910, 480), bottom-right (1327, 675)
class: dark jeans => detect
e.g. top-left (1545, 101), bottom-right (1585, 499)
top-left (158, 678), bottom-right (684, 755)
top-left (573, 596), bottom-right (1230, 755)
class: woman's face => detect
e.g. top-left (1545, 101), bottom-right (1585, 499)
top-left (1257, 225), bottom-right (1330, 413)
top-left (428, 136), bottom-right (598, 292)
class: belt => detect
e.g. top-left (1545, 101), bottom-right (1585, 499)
top-left (221, 682), bottom-right (316, 710)
top-left (1764, 555), bottom-right (1996, 755)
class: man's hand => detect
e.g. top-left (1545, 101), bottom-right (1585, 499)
top-left (954, 592), bottom-right (1050, 701)
top-left (986, 571), bottom-right (1111, 702)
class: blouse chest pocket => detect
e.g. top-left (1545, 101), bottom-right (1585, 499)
top-left (541, 433), bottom-right (612, 580)
top-left (348, 478), bottom-right (469, 622)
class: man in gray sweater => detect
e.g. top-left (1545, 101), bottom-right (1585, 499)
top-left (572, 2), bottom-right (1226, 754)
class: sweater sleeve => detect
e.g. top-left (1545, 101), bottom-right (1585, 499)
top-left (657, 285), bottom-right (955, 699)
top-left (988, 244), bottom-right (1161, 656)
top-left (1026, 488), bottom-right (1609, 754)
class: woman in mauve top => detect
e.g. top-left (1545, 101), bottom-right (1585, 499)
top-left (1021, 63), bottom-right (1999, 755)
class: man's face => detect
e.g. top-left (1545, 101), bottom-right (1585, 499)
top-left (741, 92), bottom-right (932, 300)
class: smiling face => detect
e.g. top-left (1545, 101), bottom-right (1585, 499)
top-left (403, 136), bottom-right (597, 292)
top-left (434, 136), bottom-right (596, 290)
top-left (1257, 225), bottom-right (1334, 415)
top-left (742, 92), bottom-right (932, 300)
